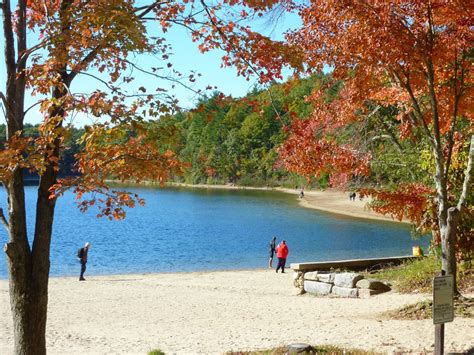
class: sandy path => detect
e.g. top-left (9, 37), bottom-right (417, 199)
top-left (1, 270), bottom-right (472, 354)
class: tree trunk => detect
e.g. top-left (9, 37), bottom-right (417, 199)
top-left (440, 209), bottom-right (459, 293)
top-left (437, 135), bottom-right (474, 295)
top-left (5, 169), bottom-right (49, 355)
top-left (6, 165), bottom-right (57, 355)
top-left (432, 155), bottom-right (454, 290)
top-left (6, 268), bottom-right (49, 355)
top-left (4, 98), bottom-right (58, 354)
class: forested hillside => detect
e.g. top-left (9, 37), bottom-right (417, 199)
top-left (147, 74), bottom-right (328, 187)
top-left (0, 75), bottom-right (320, 186)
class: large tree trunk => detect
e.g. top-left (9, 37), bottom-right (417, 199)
top-left (4, 168), bottom-right (33, 354)
top-left (5, 167), bottom-right (58, 355)
top-left (4, 173), bottom-right (47, 355)
top-left (6, 262), bottom-right (49, 355)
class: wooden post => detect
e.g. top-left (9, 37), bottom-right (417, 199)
top-left (434, 269), bottom-right (446, 355)
top-left (434, 323), bottom-right (444, 355)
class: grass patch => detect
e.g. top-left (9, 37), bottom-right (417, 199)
top-left (367, 256), bottom-right (440, 293)
top-left (365, 256), bottom-right (474, 320)
top-left (382, 296), bottom-right (474, 320)
top-left (227, 345), bottom-right (379, 354)
top-left (366, 256), bottom-right (474, 294)
top-left (148, 350), bottom-right (165, 355)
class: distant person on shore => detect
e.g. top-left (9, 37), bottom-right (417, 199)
top-left (268, 236), bottom-right (277, 268)
top-left (77, 242), bottom-right (91, 281)
top-left (275, 240), bottom-right (289, 273)
top-left (349, 192), bottom-right (356, 201)
top-left (299, 189), bottom-right (304, 198)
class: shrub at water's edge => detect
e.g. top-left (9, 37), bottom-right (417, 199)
top-left (367, 256), bottom-right (473, 294)
top-left (367, 256), bottom-right (441, 293)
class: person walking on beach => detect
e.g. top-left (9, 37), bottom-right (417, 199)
top-left (275, 240), bottom-right (289, 273)
top-left (268, 236), bottom-right (277, 268)
top-left (77, 242), bottom-right (91, 281)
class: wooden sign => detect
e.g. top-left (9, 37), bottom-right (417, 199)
top-left (433, 275), bottom-right (454, 324)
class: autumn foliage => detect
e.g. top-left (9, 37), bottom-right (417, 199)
top-left (265, 1), bottom-right (474, 281)
top-left (276, 1), bottom-right (472, 224)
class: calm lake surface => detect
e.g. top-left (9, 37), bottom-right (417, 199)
top-left (0, 186), bottom-right (428, 278)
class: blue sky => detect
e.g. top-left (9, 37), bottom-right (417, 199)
top-left (0, 6), bottom-right (301, 126)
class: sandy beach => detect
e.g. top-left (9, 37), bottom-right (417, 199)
top-left (1, 270), bottom-right (473, 354)
top-left (295, 190), bottom-right (407, 223)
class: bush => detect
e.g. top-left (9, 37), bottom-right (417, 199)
top-left (148, 350), bottom-right (165, 355)
top-left (368, 256), bottom-right (474, 293)
top-left (236, 176), bottom-right (269, 187)
top-left (369, 256), bottom-right (441, 293)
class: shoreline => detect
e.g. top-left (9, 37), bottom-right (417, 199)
top-left (165, 182), bottom-right (408, 224)
top-left (2, 270), bottom-right (472, 354)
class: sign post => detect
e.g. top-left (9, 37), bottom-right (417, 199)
top-left (433, 274), bottom-right (454, 355)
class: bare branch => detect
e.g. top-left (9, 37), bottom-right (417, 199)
top-left (0, 208), bottom-right (9, 231)
top-left (2, 0), bottom-right (17, 115)
top-left (18, 39), bottom-right (48, 67)
top-left (444, 54), bottom-right (465, 180)
top-left (375, 115), bottom-right (403, 152)
top-left (392, 69), bottom-right (434, 145)
top-left (66, 47), bottom-right (100, 85)
top-left (267, 85), bottom-right (285, 123)
top-left (0, 91), bottom-right (6, 116)
top-left (200, 0), bottom-right (262, 79)
top-left (136, 1), bottom-right (164, 19)
top-left (370, 134), bottom-right (398, 143)
top-left (425, 57), bottom-right (441, 149)
top-left (24, 99), bottom-right (43, 117)
top-left (124, 60), bottom-right (202, 95)
top-left (456, 135), bottom-right (473, 213)
top-left (77, 71), bottom-right (119, 93)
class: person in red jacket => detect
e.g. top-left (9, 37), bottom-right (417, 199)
top-left (275, 240), bottom-right (289, 273)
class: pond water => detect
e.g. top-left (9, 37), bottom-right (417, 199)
top-left (0, 186), bottom-right (428, 278)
